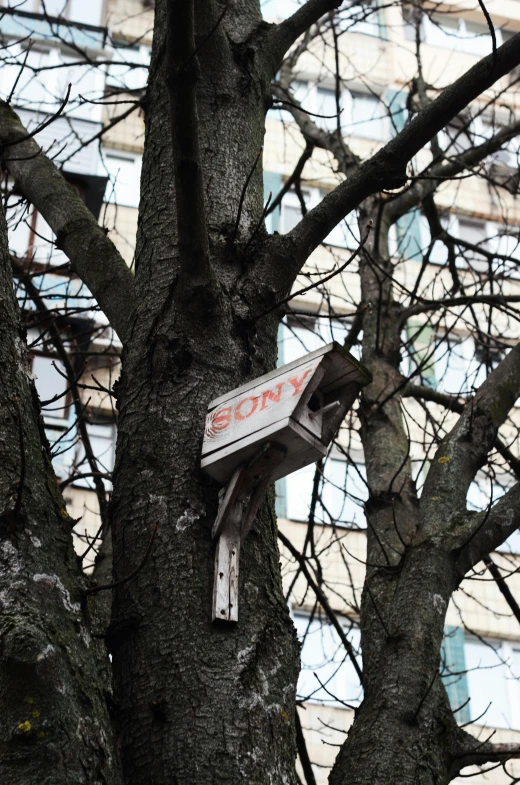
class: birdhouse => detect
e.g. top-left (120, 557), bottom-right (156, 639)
top-left (202, 341), bottom-right (370, 483)
top-left (201, 341), bottom-right (371, 623)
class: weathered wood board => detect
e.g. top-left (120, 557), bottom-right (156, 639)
top-left (201, 342), bottom-right (370, 484)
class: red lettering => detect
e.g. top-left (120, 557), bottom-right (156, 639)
top-left (260, 383), bottom-right (284, 411)
top-left (212, 407), bottom-right (232, 431)
top-left (287, 368), bottom-right (313, 397)
top-left (235, 396), bottom-right (259, 421)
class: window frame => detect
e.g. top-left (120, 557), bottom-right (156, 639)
top-left (292, 610), bottom-right (363, 708)
top-left (465, 636), bottom-right (520, 730)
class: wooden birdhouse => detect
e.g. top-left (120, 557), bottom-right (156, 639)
top-left (201, 342), bottom-right (371, 623)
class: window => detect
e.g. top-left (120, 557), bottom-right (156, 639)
top-left (277, 81), bottom-right (387, 142)
top-left (407, 12), bottom-right (516, 55)
top-left (465, 638), bottom-right (520, 730)
top-left (294, 614), bottom-right (362, 706)
top-left (280, 316), bottom-right (361, 367)
top-left (102, 152), bottom-right (142, 209)
top-left (316, 86), bottom-right (339, 132)
top-left (36, 0), bottom-right (105, 27)
top-left (281, 189), bottom-right (309, 235)
top-left (281, 188), bottom-right (360, 248)
top-left (487, 229), bottom-right (520, 278)
top-left (402, 4), bottom-right (424, 42)
top-left (441, 118), bottom-right (473, 156)
top-left (107, 43), bottom-right (151, 92)
top-left (262, 0), bottom-right (382, 35)
top-left (418, 213), bottom-right (520, 274)
top-left (286, 457), bottom-right (367, 526)
top-left (32, 354), bottom-right (69, 420)
top-left (260, 0), bottom-right (303, 20)
top-left (433, 336), bottom-right (485, 396)
top-left (457, 217), bottom-right (488, 271)
top-left (349, 92), bottom-right (386, 140)
top-left (478, 118), bottom-right (518, 169)
top-left (278, 318), bottom-right (365, 527)
top-left (339, 0), bottom-right (381, 37)
top-left (467, 474), bottom-right (520, 553)
top-left (73, 422), bottom-right (116, 488)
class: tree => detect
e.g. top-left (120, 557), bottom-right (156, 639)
top-left (2, 1), bottom-right (520, 784)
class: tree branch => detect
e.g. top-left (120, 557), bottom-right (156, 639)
top-left (295, 709), bottom-right (318, 785)
top-left (166, 0), bottom-right (213, 293)
top-left (0, 102), bottom-right (135, 343)
top-left (419, 343), bottom-right (520, 559)
top-left (402, 382), bottom-right (465, 413)
top-left (281, 32), bottom-right (520, 273)
top-left (402, 294), bottom-right (520, 322)
top-left (277, 526), bottom-right (363, 682)
top-left (455, 482), bottom-right (520, 576)
top-left (402, 383), bottom-right (520, 480)
top-left (266, 0), bottom-right (345, 74)
top-left (387, 116), bottom-right (520, 222)
top-left (453, 733), bottom-right (520, 777)
top-left (483, 555), bottom-right (520, 626)
top-left (12, 256), bottom-right (109, 538)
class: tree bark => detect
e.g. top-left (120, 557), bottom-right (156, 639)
top-left (108, 2), bottom-right (300, 783)
top-left (0, 202), bottom-right (118, 781)
top-left (330, 200), bottom-right (461, 785)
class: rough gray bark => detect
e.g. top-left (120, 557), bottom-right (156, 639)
top-left (0, 200), bottom-right (118, 783)
top-left (108, 2), bottom-right (300, 783)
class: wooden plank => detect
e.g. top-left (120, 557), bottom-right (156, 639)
top-left (211, 464), bottom-right (247, 541)
top-left (207, 342), bottom-right (370, 410)
top-left (202, 357), bottom-right (323, 457)
top-left (320, 382), bottom-right (361, 445)
top-left (240, 474), bottom-right (271, 541)
top-left (201, 417), bottom-right (326, 484)
top-left (212, 499), bottom-right (242, 622)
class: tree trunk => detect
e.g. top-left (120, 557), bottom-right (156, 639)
top-left (330, 200), bottom-right (461, 785)
top-left (108, 2), bottom-right (300, 783)
top-left (0, 205), bottom-right (118, 781)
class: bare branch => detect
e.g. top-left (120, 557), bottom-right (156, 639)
top-left (387, 117), bottom-right (520, 222)
top-left (266, 0), bottom-right (345, 74)
top-left (403, 294), bottom-right (520, 322)
top-left (402, 382), bottom-right (465, 413)
top-left (277, 526), bottom-right (363, 682)
top-left (455, 482), bottom-right (520, 575)
top-left (0, 102), bottom-right (135, 342)
top-left (420, 343), bottom-right (520, 555)
top-left (12, 256), bottom-right (110, 537)
top-left (282, 32), bottom-right (520, 273)
top-left (453, 736), bottom-right (520, 776)
top-left (483, 556), bottom-right (520, 626)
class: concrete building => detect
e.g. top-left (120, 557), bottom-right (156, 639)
top-left (2, 1), bottom-right (520, 782)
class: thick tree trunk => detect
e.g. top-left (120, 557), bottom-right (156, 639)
top-left (108, 2), bottom-right (300, 783)
top-left (0, 206), bottom-right (118, 781)
top-left (330, 200), bottom-right (461, 785)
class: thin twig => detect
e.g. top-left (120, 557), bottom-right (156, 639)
top-left (410, 669), bottom-right (438, 723)
top-left (2, 83), bottom-right (71, 151)
top-left (86, 523), bottom-right (159, 595)
top-left (277, 521), bottom-right (363, 681)
top-left (232, 146), bottom-right (263, 242)
top-left (476, 0), bottom-right (497, 73)
top-left (295, 709), bottom-right (318, 785)
top-left (484, 556), bottom-right (520, 626)
top-left (257, 221), bottom-right (372, 318)
top-left (245, 191), bottom-right (272, 251)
